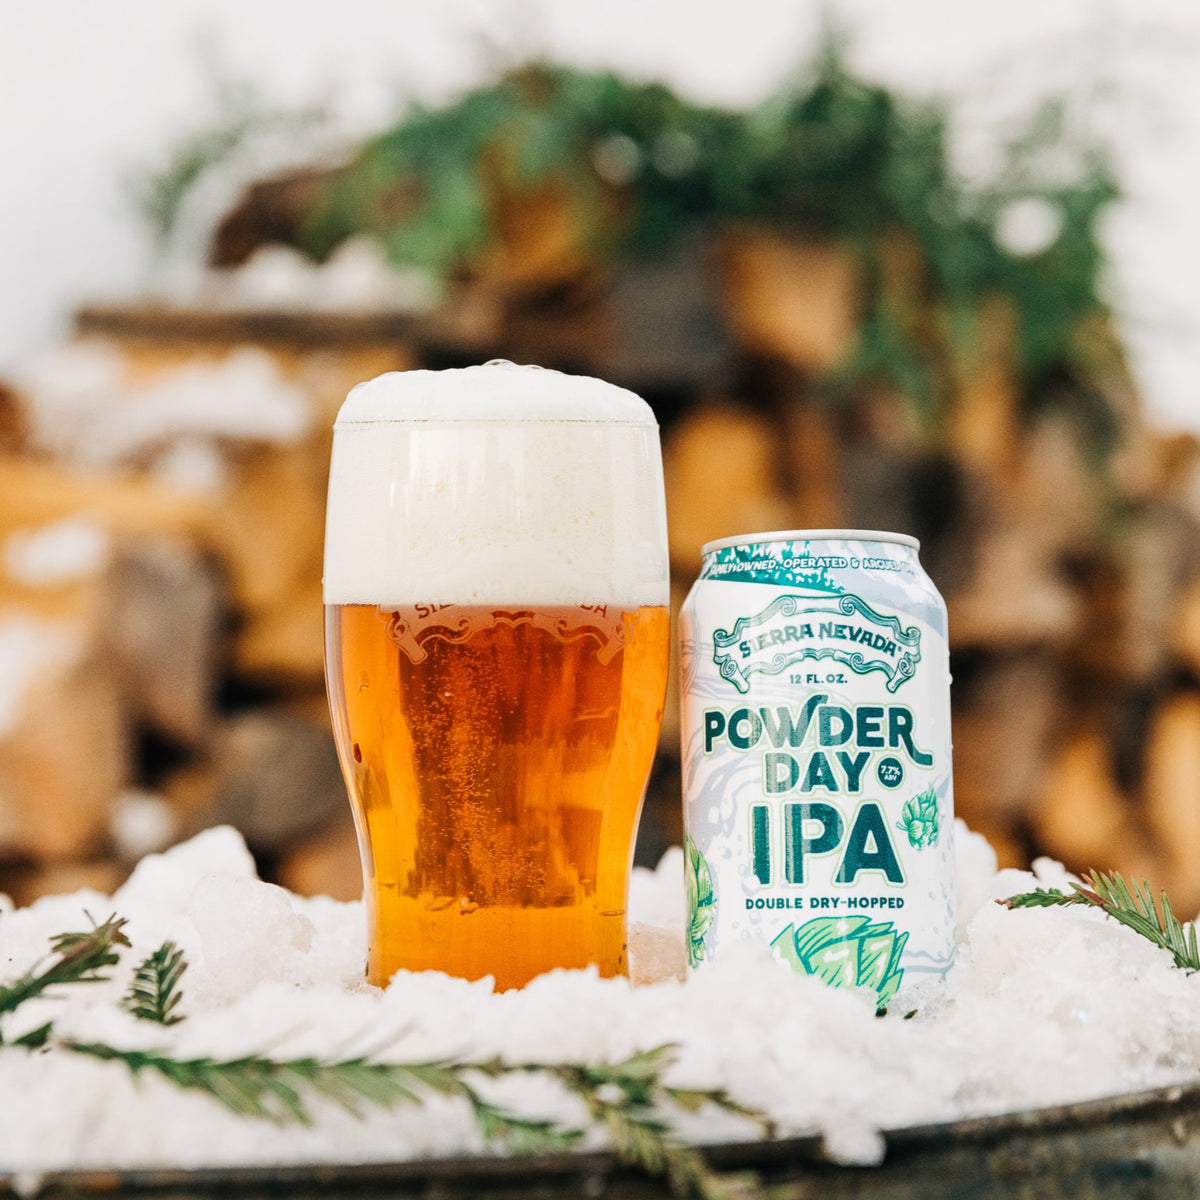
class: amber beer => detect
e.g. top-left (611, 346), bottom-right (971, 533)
top-left (323, 363), bottom-right (670, 991)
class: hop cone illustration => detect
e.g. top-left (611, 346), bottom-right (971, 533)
top-left (771, 915), bottom-right (907, 1007)
top-left (685, 833), bottom-right (715, 967)
top-left (897, 786), bottom-right (939, 849)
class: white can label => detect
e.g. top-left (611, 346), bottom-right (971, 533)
top-left (680, 538), bottom-right (955, 1007)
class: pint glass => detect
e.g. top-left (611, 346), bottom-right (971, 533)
top-left (323, 362), bottom-right (670, 990)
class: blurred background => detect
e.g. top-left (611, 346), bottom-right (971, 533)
top-left (4, 0), bottom-right (1200, 910)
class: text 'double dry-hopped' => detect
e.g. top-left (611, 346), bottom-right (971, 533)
top-left (679, 530), bottom-right (955, 1007)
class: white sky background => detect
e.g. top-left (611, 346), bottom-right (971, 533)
top-left (1, 0), bottom-right (1199, 433)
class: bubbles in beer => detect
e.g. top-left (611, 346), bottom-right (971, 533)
top-left (323, 363), bottom-right (669, 607)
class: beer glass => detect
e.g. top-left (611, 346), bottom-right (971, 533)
top-left (323, 361), bottom-right (670, 990)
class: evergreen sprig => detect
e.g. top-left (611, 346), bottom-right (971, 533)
top-left (122, 942), bottom-right (187, 1026)
top-left (65, 1041), bottom-right (574, 1145)
top-left (542, 1045), bottom-right (772, 1198)
top-left (62, 1039), bottom-right (753, 1190)
top-left (1001, 870), bottom-right (1200, 971)
top-left (0, 914), bottom-right (129, 1036)
top-left (0, 918), bottom-right (769, 1196)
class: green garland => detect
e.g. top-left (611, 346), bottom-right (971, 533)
top-left (137, 34), bottom-right (1120, 436)
top-left (295, 39), bottom-right (1116, 426)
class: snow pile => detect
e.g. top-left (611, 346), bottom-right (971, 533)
top-left (16, 342), bottom-right (311, 468)
top-left (2, 821), bottom-right (1200, 1173)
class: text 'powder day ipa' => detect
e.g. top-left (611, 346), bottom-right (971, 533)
top-left (680, 531), bottom-right (955, 1007)
top-left (323, 362), bottom-right (670, 991)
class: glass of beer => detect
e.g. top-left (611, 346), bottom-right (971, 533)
top-left (323, 361), bottom-right (670, 990)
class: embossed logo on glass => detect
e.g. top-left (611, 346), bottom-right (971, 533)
top-left (381, 603), bottom-right (629, 664)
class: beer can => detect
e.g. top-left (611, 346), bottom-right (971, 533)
top-left (679, 530), bottom-right (955, 1006)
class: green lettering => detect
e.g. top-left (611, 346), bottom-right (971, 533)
top-left (818, 705), bottom-right (853, 747)
top-left (835, 803), bottom-right (904, 884)
top-left (784, 802), bottom-right (843, 884)
top-left (750, 804), bottom-right (771, 885)
top-left (703, 709), bottom-right (726, 754)
top-left (836, 750), bottom-right (870, 792)
top-left (763, 751), bottom-right (800, 794)
top-left (802, 751), bottom-right (839, 792)
top-left (760, 695), bottom-right (825, 749)
top-left (889, 707), bottom-right (933, 767)
top-left (728, 707), bottom-right (763, 751)
top-left (856, 706), bottom-right (885, 748)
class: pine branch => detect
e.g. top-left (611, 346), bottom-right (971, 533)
top-left (122, 942), bottom-right (187, 1026)
top-left (63, 1036), bottom-right (767, 1193)
top-left (331, 1057), bottom-right (585, 1153)
top-left (64, 1042), bottom-right (583, 1152)
top-left (1085, 871), bottom-right (1200, 971)
top-left (667, 1085), bottom-right (777, 1138)
top-left (460, 1087), bottom-right (584, 1155)
top-left (567, 1069), bottom-right (704, 1197)
top-left (999, 886), bottom-right (1090, 910)
top-left (1000, 871), bottom-right (1200, 971)
top-left (547, 1045), bottom-right (770, 1199)
top-left (0, 915), bottom-right (130, 1032)
top-left (67, 1042), bottom-right (432, 1125)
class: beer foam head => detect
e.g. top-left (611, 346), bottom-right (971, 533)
top-left (335, 361), bottom-right (653, 425)
top-left (324, 363), bottom-right (669, 607)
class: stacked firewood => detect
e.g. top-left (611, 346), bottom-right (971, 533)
top-left (651, 242), bottom-right (1200, 913)
top-left (0, 329), bottom-right (412, 903)
top-left (1, 224), bottom-right (1199, 911)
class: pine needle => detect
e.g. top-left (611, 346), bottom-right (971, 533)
top-left (999, 886), bottom-right (1088, 910)
top-left (13, 1022), bottom-right (53, 1049)
top-left (67, 1043), bottom-right (434, 1125)
top-left (1000, 870), bottom-right (1200, 972)
top-left (1, 918), bottom-right (777, 1194)
top-left (546, 1045), bottom-right (771, 1199)
top-left (329, 1057), bottom-right (585, 1152)
top-left (65, 1042), bottom-right (584, 1151)
top-left (122, 942), bottom-right (187, 1026)
top-left (460, 1090), bottom-right (584, 1155)
top-left (0, 914), bottom-right (130, 1032)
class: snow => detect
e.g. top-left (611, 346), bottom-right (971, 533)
top-left (994, 197), bottom-right (1064, 258)
top-left (0, 617), bottom-right (83, 737)
top-left (15, 342), bottom-right (311, 468)
top-left (1, 819), bottom-right (1199, 1175)
top-left (199, 239), bottom-right (437, 313)
top-left (149, 437), bottom-right (229, 495)
top-left (2, 517), bottom-right (110, 587)
top-left (108, 791), bottom-right (178, 861)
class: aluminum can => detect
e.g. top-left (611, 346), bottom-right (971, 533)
top-left (679, 529), bottom-right (955, 1006)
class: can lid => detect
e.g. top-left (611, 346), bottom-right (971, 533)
top-left (701, 528), bottom-right (920, 555)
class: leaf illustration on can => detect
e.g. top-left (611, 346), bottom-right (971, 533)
top-left (770, 915), bottom-right (907, 1007)
top-left (685, 833), bottom-right (716, 967)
